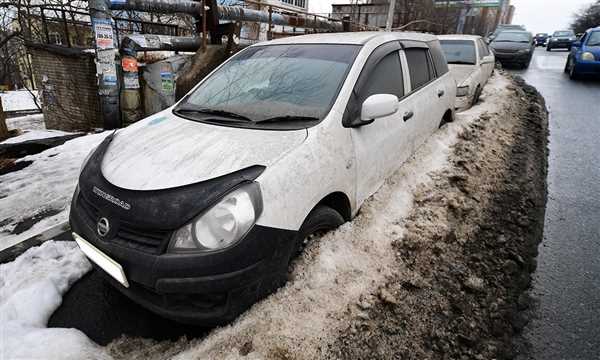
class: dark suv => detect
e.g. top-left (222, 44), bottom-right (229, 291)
top-left (547, 30), bottom-right (576, 51)
top-left (490, 30), bottom-right (535, 68)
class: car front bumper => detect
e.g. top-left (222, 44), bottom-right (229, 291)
top-left (548, 41), bottom-right (572, 48)
top-left (574, 60), bottom-right (600, 75)
top-left (70, 193), bottom-right (297, 325)
top-left (494, 52), bottom-right (531, 64)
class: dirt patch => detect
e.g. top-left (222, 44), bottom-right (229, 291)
top-left (329, 73), bottom-right (548, 359)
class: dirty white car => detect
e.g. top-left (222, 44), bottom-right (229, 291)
top-left (70, 32), bottom-right (456, 324)
top-left (439, 35), bottom-right (495, 111)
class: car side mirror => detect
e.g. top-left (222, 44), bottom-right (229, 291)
top-left (360, 94), bottom-right (399, 123)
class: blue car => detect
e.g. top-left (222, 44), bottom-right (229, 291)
top-left (565, 27), bottom-right (600, 79)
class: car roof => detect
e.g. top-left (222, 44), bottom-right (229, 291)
top-left (438, 34), bottom-right (482, 41)
top-left (259, 31), bottom-right (438, 46)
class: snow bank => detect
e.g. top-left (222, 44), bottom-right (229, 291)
top-left (1, 129), bottom-right (74, 145)
top-left (1, 90), bottom-right (40, 112)
top-left (6, 113), bottom-right (46, 131)
top-left (0, 132), bottom-right (111, 251)
top-left (0, 241), bottom-right (110, 360)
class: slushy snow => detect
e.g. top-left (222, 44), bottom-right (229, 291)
top-left (0, 132), bottom-right (110, 251)
top-left (0, 241), bottom-right (110, 360)
top-left (1, 129), bottom-right (74, 144)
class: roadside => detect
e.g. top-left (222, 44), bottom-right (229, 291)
top-left (330, 74), bottom-right (548, 359)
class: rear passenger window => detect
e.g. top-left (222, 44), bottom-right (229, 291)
top-left (405, 48), bottom-right (435, 90)
top-left (360, 51), bottom-right (404, 101)
top-left (428, 40), bottom-right (449, 76)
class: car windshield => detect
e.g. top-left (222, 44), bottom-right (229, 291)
top-left (587, 32), bottom-right (600, 46)
top-left (440, 40), bottom-right (477, 65)
top-left (536, 33), bottom-right (548, 37)
top-left (493, 32), bottom-right (531, 43)
top-left (175, 44), bottom-right (361, 130)
top-left (553, 31), bottom-right (574, 37)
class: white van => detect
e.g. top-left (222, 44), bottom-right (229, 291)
top-left (71, 32), bottom-right (456, 324)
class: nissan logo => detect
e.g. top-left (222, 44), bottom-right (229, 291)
top-left (97, 217), bottom-right (110, 237)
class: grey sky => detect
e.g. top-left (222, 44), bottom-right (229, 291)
top-left (309, 0), bottom-right (595, 33)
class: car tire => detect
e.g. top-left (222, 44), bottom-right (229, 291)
top-left (546, 46), bottom-right (551, 52)
top-left (472, 85), bottom-right (482, 106)
top-left (568, 58), bottom-right (579, 80)
top-left (564, 56), bottom-right (571, 73)
top-left (293, 205), bottom-right (345, 258)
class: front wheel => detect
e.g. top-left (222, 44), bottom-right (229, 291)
top-left (293, 205), bottom-right (345, 257)
top-left (568, 57), bottom-right (579, 80)
top-left (546, 46), bottom-right (551, 52)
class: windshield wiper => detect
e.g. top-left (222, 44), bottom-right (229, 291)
top-left (254, 115), bottom-right (320, 124)
top-left (174, 105), bottom-right (252, 122)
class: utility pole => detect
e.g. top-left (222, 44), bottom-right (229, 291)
top-left (386, 0), bottom-right (396, 31)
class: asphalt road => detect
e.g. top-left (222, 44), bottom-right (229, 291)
top-left (510, 48), bottom-right (600, 359)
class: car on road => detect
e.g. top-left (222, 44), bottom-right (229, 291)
top-left (564, 27), bottom-right (600, 79)
top-left (439, 35), bottom-right (495, 111)
top-left (70, 32), bottom-right (456, 324)
top-left (547, 30), bottom-right (576, 51)
top-left (489, 30), bottom-right (535, 69)
top-left (488, 24), bottom-right (527, 42)
top-left (534, 33), bottom-right (549, 47)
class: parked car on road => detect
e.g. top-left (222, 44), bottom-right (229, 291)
top-left (565, 27), bottom-right (600, 79)
top-left (490, 30), bottom-right (535, 69)
top-left (534, 33), bottom-right (549, 46)
top-left (547, 30), bottom-right (576, 51)
top-left (70, 32), bottom-right (456, 324)
top-left (439, 35), bottom-right (495, 111)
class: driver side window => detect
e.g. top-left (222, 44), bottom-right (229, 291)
top-left (359, 51), bottom-right (404, 103)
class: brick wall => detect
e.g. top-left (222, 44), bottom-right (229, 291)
top-left (28, 44), bottom-right (102, 131)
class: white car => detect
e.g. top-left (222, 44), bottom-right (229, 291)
top-left (70, 31), bottom-right (456, 324)
top-left (439, 35), bottom-right (495, 111)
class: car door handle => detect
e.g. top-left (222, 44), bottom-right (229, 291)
top-left (403, 111), bottom-right (414, 121)
top-left (437, 89), bottom-right (445, 97)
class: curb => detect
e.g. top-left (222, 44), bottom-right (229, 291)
top-left (0, 221), bottom-right (71, 264)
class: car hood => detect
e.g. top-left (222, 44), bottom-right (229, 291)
top-left (448, 64), bottom-right (476, 86)
top-left (491, 42), bottom-right (530, 52)
top-left (101, 110), bottom-right (308, 190)
top-left (584, 45), bottom-right (600, 56)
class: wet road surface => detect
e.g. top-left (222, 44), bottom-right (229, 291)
top-left (510, 48), bottom-right (600, 359)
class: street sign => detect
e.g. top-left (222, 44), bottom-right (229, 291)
top-left (434, 0), bottom-right (501, 7)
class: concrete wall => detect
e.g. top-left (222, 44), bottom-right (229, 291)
top-left (28, 45), bottom-right (102, 131)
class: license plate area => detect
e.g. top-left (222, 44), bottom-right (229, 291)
top-left (73, 232), bottom-right (130, 288)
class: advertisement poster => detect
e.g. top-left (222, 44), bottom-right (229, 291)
top-left (160, 63), bottom-right (174, 94)
top-left (93, 18), bottom-right (115, 49)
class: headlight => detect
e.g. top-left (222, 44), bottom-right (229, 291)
top-left (456, 85), bottom-right (469, 97)
top-left (519, 48), bottom-right (531, 54)
top-left (581, 52), bottom-right (595, 61)
top-left (168, 182), bottom-right (263, 252)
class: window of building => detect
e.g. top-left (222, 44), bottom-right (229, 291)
top-left (49, 32), bottom-right (63, 45)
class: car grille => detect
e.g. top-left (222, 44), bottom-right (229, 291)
top-left (77, 194), bottom-right (171, 254)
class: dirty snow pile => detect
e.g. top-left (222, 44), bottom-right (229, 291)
top-left (0, 132), bottom-right (110, 251)
top-left (0, 241), bottom-right (110, 360)
top-left (0, 90), bottom-right (39, 112)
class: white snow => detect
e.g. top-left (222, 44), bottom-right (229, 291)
top-left (0, 241), bottom-right (111, 360)
top-left (6, 113), bottom-right (46, 131)
top-left (1, 129), bottom-right (74, 145)
top-left (1, 90), bottom-right (40, 112)
top-left (0, 132), bottom-right (111, 251)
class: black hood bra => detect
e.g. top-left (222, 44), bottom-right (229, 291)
top-left (78, 133), bottom-right (265, 231)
